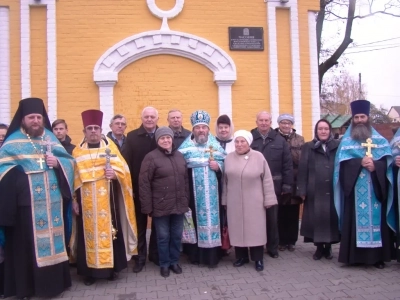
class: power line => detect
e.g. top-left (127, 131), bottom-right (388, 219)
top-left (350, 36), bottom-right (400, 47)
top-left (349, 43), bottom-right (400, 49)
top-left (344, 45), bottom-right (400, 54)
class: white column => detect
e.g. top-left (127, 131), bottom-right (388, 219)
top-left (215, 81), bottom-right (234, 118)
top-left (96, 82), bottom-right (117, 130)
top-left (0, 7), bottom-right (10, 123)
top-left (46, 0), bottom-right (57, 121)
top-left (21, 0), bottom-right (31, 98)
top-left (290, 0), bottom-right (302, 135)
top-left (308, 11), bottom-right (320, 135)
top-left (21, 0), bottom-right (58, 120)
top-left (267, 3), bottom-right (279, 126)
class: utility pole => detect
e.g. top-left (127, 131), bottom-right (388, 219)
top-left (358, 73), bottom-right (362, 98)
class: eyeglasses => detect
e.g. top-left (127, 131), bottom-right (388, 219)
top-left (86, 126), bottom-right (101, 131)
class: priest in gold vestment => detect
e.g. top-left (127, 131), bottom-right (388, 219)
top-left (71, 109), bottom-right (137, 286)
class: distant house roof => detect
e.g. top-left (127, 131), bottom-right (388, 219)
top-left (321, 114), bottom-right (352, 128)
top-left (389, 106), bottom-right (400, 115)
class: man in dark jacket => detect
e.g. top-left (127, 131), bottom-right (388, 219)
top-left (122, 107), bottom-right (159, 273)
top-left (106, 114), bottom-right (127, 152)
top-left (250, 111), bottom-right (293, 259)
top-left (275, 114), bottom-right (304, 253)
top-left (52, 119), bottom-right (76, 155)
top-left (167, 109), bottom-right (191, 148)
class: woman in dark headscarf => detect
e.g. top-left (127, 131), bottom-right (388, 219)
top-left (297, 119), bottom-right (341, 260)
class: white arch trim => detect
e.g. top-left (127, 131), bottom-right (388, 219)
top-left (94, 30), bottom-right (237, 129)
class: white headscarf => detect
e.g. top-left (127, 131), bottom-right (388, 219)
top-left (233, 130), bottom-right (253, 146)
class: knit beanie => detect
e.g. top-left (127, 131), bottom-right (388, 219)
top-left (277, 113), bottom-right (295, 124)
top-left (155, 126), bottom-right (174, 142)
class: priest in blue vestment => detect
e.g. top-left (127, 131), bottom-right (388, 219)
top-left (334, 99), bottom-right (395, 269)
top-left (0, 98), bottom-right (75, 299)
top-left (391, 127), bottom-right (400, 261)
top-left (179, 110), bottom-right (226, 268)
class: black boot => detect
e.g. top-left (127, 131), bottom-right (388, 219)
top-left (255, 260), bottom-right (264, 271)
top-left (169, 264), bottom-right (182, 274)
top-left (160, 267), bottom-right (170, 278)
top-left (313, 244), bottom-right (324, 260)
top-left (324, 244), bottom-right (333, 260)
top-left (133, 261), bottom-right (145, 273)
top-left (233, 258), bottom-right (249, 267)
top-left (84, 276), bottom-right (96, 286)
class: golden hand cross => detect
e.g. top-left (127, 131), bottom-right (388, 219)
top-left (361, 138), bottom-right (377, 158)
top-left (205, 145), bottom-right (216, 161)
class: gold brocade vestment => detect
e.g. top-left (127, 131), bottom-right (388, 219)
top-left (71, 138), bottom-right (137, 269)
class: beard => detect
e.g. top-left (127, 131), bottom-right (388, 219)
top-left (194, 134), bottom-right (208, 144)
top-left (351, 120), bottom-right (372, 141)
top-left (22, 123), bottom-right (44, 137)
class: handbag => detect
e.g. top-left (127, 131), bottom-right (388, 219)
top-left (182, 208), bottom-right (197, 244)
top-left (221, 209), bottom-right (231, 250)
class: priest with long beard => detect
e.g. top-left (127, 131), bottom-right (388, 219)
top-left (71, 109), bottom-right (137, 286)
top-left (0, 98), bottom-right (75, 299)
top-left (333, 100), bottom-right (395, 269)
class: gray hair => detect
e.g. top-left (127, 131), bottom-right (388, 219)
top-left (141, 106), bottom-right (159, 118)
top-left (167, 109), bottom-right (182, 116)
top-left (110, 114), bottom-right (126, 125)
top-left (256, 111), bottom-right (271, 120)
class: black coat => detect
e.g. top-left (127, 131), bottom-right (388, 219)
top-left (60, 135), bottom-right (75, 155)
top-left (297, 139), bottom-right (340, 243)
top-left (171, 126), bottom-right (191, 149)
top-left (250, 128), bottom-right (293, 196)
top-left (122, 124), bottom-right (158, 200)
top-left (106, 131), bottom-right (126, 152)
top-left (139, 147), bottom-right (189, 217)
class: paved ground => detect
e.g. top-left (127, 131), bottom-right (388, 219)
top-left (32, 239), bottom-right (400, 300)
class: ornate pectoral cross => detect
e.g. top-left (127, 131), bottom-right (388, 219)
top-left (205, 145), bottom-right (216, 161)
top-left (37, 157), bottom-right (45, 169)
top-left (361, 138), bottom-right (377, 158)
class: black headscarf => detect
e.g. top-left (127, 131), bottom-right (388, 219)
top-left (313, 119), bottom-right (334, 157)
top-left (4, 98), bottom-right (52, 142)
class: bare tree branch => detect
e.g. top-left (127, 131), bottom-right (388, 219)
top-left (319, 0), bottom-right (356, 92)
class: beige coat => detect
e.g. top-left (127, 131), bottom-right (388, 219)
top-left (222, 149), bottom-right (277, 247)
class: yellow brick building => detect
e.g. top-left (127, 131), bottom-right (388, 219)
top-left (0, 0), bottom-right (320, 142)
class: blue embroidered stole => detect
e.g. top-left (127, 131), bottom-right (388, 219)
top-left (0, 128), bottom-right (74, 267)
top-left (334, 126), bottom-right (394, 248)
top-left (179, 134), bottom-right (226, 248)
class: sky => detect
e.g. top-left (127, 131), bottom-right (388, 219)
top-left (322, 0), bottom-right (400, 111)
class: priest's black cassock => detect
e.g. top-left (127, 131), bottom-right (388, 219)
top-left (0, 98), bottom-right (74, 299)
top-left (0, 167), bottom-right (71, 298)
top-left (338, 158), bottom-right (393, 264)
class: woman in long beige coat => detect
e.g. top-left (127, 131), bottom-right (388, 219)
top-left (222, 130), bottom-right (277, 271)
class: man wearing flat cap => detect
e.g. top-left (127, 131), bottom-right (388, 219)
top-left (71, 109), bottom-right (137, 286)
top-left (179, 110), bottom-right (226, 268)
top-left (334, 100), bottom-right (395, 269)
top-left (0, 98), bottom-right (75, 299)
